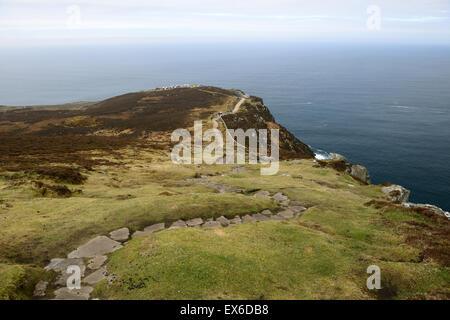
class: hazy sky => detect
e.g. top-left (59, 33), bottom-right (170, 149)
top-left (1, 0), bottom-right (449, 46)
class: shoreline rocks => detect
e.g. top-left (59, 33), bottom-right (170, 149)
top-left (347, 164), bottom-right (371, 184)
top-left (330, 153), bottom-right (348, 162)
top-left (382, 184), bottom-right (411, 203)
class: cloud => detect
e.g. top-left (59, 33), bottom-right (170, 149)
top-left (385, 16), bottom-right (450, 22)
top-left (1, 0), bottom-right (449, 45)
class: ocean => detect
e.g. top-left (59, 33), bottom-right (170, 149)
top-left (1, 42), bottom-right (449, 210)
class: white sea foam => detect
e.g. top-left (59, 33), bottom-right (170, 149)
top-left (313, 149), bottom-right (332, 160)
top-left (390, 105), bottom-right (416, 110)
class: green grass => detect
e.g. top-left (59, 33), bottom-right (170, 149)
top-left (97, 216), bottom-right (448, 300)
top-left (96, 222), bottom-right (362, 300)
top-left (0, 263), bottom-right (48, 300)
top-left (90, 160), bottom-right (449, 300)
top-left (1, 157), bottom-right (448, 300)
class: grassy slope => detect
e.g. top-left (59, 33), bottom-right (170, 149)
top-left (93, 161), bottom-right (449, 300)
top-left (1, 156), bottom-right (448, 299)
top-left (0, 87), bottom-right (448, 300)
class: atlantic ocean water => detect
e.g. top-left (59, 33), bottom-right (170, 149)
top-left (1, 43), bottom-right (449, 210)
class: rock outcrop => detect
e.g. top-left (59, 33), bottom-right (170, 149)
top-left (382, 184), bottom-right (411, 203)
top-left (402, 202), bottom-right (450, 219)
top-left (330, 153), bottom-right (348, 162)
top-left (221, 96), bottom-right (315, 160)
top-left (346, 164), bottom-right (371, 184)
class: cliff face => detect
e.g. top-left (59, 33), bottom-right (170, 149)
top-left (221, 96), bottom-right (315, 160)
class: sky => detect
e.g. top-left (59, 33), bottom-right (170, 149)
top-left (0, 0), bottom-right (449, 46)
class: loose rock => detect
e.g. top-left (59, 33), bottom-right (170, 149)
top-left (109, 228), bottom-right (130, 242)
top-left (186, 218), bottom-right (204, 227)
top-left (261, 210), bottom-right (273, 217)
top-left (132, 223), bottom-right (166, 239)
top-left (216, 216), bottom-right (230, 226)
top-left (229, 216), bottom-right (242, 225)
top-left (168, 220), bottom-right (187, 230)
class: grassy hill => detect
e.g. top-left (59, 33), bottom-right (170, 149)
top-left (0, 87), bottom-right (448, 300)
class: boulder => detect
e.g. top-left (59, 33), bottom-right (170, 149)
top-left (402, 202), bottom-right (449, 218)
top-left (261, 210), bottom-right (273, 217)
top-left (382, 185), bottom-right (410, 203)
top-left (347, 164), bottom-right (371, 184)
top-left (132, 223), bottom-right (165, 239)
top-left (186, 218), bottom-right (204, 227)
top-left (216, 216), bottom-right (230, 226)
top-left (68, 236), bottom-right (122, 259)
top-left (109, 228), bottom-right (130, 242)
top-left (272, 192), bottom-right (288, 202)
top-left (202, 221), bottom-right (222, 228)
top-left (330, 153), bottom-right (348, 162)
top-left (229, 216), bottom-right (242, 225)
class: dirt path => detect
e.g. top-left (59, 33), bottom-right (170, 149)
top-left (232, 97), bottom-right (246, 114)
top-left (212, 96), bottom-right (246, 129)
